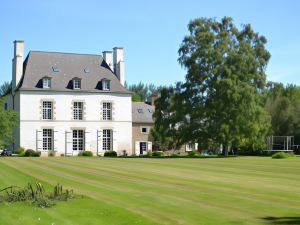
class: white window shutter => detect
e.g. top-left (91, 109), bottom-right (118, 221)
top-left (135, 141), bottom-right (140, 155)
top-left (195, 143), bottom-right (198, 150)
top-left (147, 142), bottom-right (152, 151)
top-left (113, 130), bottom-right (117, 152)
top-left (85, 131), bottom-right (90, 151)
top-left (97, 130), bottom-right (103, 155)
top-left (36, 130), bottom-right (43, 151)
top-left (66, 131), bottom-right (73, 156)
top-left (53, 130), bottom-right (59, 151)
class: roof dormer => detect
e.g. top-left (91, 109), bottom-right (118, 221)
top-left (42, 76), bottom-right (51, 89)
top-left (101, 78), bottom-right (110, 91)
top-left (72, 77), bottom-right (81, 90)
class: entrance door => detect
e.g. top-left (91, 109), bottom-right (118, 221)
top-left (140, 142), bottom-right (147, 155)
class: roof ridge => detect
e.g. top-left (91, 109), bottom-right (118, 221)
top-left (29, 51), bottom-right (102, 57)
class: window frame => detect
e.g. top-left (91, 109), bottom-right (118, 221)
top-left (73, 79), bottom-right (81, 89)
top-left (43, 78), bottom-right (51, 89)
top-left (42, 101), bottom-right (53, 120)
top-left (102, 80), bottom-right (110, 91)
top-left (73, 102), bottom-right (83, 120)
top-left (72, 130), bottom-right (85, 151)
top-left (102, 129), bottom-right (112, 151)
top-left (141, 127), bottom-right (148, 134)
top-left (42, 129), bottom-right (53, 151)
top-left (102, 102), bottom-right (112, 121)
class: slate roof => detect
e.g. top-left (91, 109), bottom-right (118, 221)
top-left (17, 51), bottom-right (130, 93)
top-left (132, 102), bottom-right (155, 124)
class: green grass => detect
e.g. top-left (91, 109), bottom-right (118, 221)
top-left (0, 157), bottom-right (300, 225)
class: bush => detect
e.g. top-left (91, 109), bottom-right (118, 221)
top-left (78, 151), bottom-right (93, 157)
top-left (272, 152), bottom-right (294, 159)
top-left (170, 153), bottom-right (179, 158)
top-left (146, 150), bottom-right (152, 157)
top-left (187, 150), bottom-right (197, 157)
top-left (152, 151), bottom-right (162, 157)
top-left (24, 149), bottom-right (41, 157)
top-left (48, 150), bottom-right (56, 157)
top-left (104, 150), bottom-right (117, 157)
top-left (15, 147), bottom-right (25, 155)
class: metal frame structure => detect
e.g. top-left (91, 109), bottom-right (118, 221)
top-left (266, 136), bottom-right (294, 152)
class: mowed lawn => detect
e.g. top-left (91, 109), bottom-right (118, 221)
top-left (0, 157), bottom-right (300, 225)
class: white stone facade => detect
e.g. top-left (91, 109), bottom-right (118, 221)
top-left (8, 91), bottom-right (132, 156)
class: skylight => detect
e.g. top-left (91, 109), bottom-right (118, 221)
top-left (84, 68), bottom-right (90, 73)
top-left (137, 109), bottom-right (143, 113)
top-left (52, 67), bottom-right (60, 72)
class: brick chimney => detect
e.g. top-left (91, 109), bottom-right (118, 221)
top-left (12, 40), bottom-right (24, 92)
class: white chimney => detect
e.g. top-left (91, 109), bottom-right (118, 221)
top-left (113, 47), bottom-right (125, 86)
top-left (102, 51), bottom-right (113, 71)
top-left (12, 40), bottom-right (24, 92)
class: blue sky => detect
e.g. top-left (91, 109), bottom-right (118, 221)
top-left (1, 0), bottom-right (299, 86)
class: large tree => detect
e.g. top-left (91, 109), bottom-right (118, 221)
top-left (154, 17), bottom-right (271, 154)
top-left (0, 97), bottom-right (18, 148)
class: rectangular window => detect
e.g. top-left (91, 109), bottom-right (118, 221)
top-left (4, 103), bottom-right (7, 110)
top-left (73, 102), bottom-right (83, 120)
top-left (102, 80), bottom-right (110, 91)
top-left (102, 102), bottom-right (112, 120)
top-left (141, 127), bottom-right (148, 134)
top-left (73, 130), bottom-right (84, 151)
top-left (103, 129), bottom-right (112, 151)
top-left (42, 129), bottom-right (53, 151)
top-left (73, 79), bottom-right (81, 89)
top-left (43, 78), bottom-right (51, 88)
top-left (42, 101), bottom-right (53, 120)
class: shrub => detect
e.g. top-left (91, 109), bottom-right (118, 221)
top-left (152, 151), bottom-right (162, 157)
top-left (15, 147), bottom-right (25, 155)
top-left (146, 150), bottom-right (152, 157)
top-left (272, 152), bottom-right (294, 159)
top-left (48, 150), bottom-right (56, 157)
top-left (122, 150), bottom-right (127, 156)
top-left (104, 150), bottom-right (117, 157)
top-left (170, 153), bottom-right (179, 158)
top-left (287, 152), bottom-right (295, 157)
top-left (60, 153), bottom-right (65, 157)
top-left (24, 149), bottom-right (41, 157)
top-left (78, 151), bottom-right (93, 157)
top-left (187, 150), bottom-right (197, 157)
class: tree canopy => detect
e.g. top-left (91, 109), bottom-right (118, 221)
top-left (153, 17), bottom-right (271, 154)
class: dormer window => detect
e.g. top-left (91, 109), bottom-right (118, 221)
top-left (73, 79), bottom-right (81, 89)
top-left (102, 79), bottom-right (110, 91)
top-left (43, 77), bottom-right (51, 88)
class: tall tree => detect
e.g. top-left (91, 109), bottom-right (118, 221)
top-left (154, 17), bottom-right (271, 154)
top-left (0, 98), bottom-right (18, 148)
